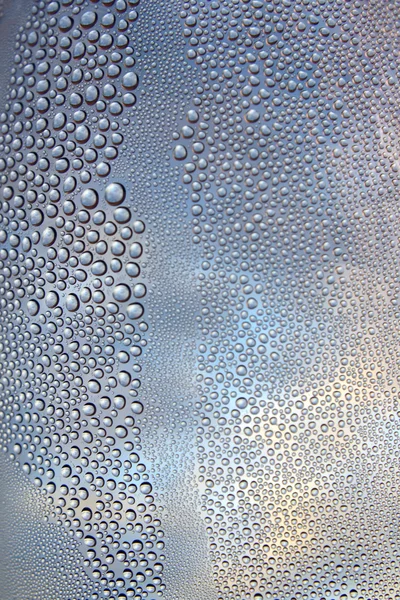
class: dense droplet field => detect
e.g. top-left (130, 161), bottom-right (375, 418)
top-left (0, 1), bottom-right (400, 599)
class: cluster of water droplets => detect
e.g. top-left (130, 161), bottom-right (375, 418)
top-left (172, 0), bottom-right (400, 598)
top-left (0, 1), bottom-right (165, 599)
top-left (1, 0), bottom-right (400, 599)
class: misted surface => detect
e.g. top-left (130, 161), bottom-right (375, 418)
top-left (0, 1), bottom-right (399, 599)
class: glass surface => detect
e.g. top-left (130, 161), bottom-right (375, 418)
top-left (0, 0), bottom-right (399, 599)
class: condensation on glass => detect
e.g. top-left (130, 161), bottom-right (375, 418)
top-left (0, 0), bottom-right (399, 599)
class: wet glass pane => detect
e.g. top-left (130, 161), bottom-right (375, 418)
top-left (0, 1), bottom-right (399, 599)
